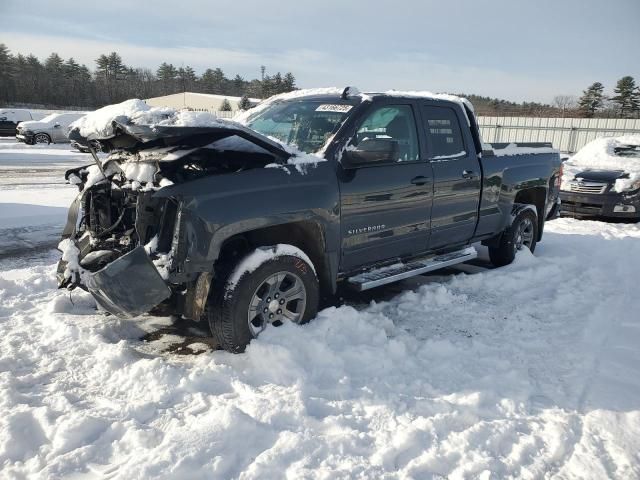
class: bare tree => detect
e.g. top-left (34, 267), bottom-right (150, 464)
top-left (553, 95), bottom-right (577, 117)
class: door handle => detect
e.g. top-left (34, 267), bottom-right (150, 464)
top-left (462, 170), bottom-right (478, 180)
top-left (410, 176), bottom-right (430, 186)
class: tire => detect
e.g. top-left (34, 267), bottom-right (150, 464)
top-left (489, 208), bottom-right (538, 267)
top-left (207, 248), bottom-right (319, 353)
top-left (34, 133), bottom-right (51, 144)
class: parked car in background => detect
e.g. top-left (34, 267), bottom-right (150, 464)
top-left (0, 109), bottom-right (33, 136)
top-left (16, 112), bottom-right (86, 145)
top-left (560, 136), bottom-right (640, 220)
top-left (58, 89), bottom-right (562, 353)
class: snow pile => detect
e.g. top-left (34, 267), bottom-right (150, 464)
top-left (57, 238), bottom-right (86, 284)
top-left (491, 143), bottom-right (559, 157)
top-left (562, 135), bottom-right (640, 192)
top-left (70, 99), bottom-right (233, 140)
top-left (2, 219), bottom-right (640, 478)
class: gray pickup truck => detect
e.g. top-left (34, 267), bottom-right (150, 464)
top-left (58, 88), bottom-right (562, 352)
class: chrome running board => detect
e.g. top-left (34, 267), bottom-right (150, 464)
top-left (347, 247), bottom-right (477, 291)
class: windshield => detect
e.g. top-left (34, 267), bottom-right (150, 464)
top-left (246, 100), bottom-right (354, 154)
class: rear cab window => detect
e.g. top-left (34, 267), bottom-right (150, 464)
top-left (421, 105), bottom-right (466, 160)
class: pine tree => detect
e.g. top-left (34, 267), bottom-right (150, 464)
top-left (611, 76), bottom-right (639, 117)
top-left (578, 82), bottom-right (605, 118)
top-left (220, 98), bottom-right (232, 111)
top-left (231, 74), bottom-right (244, 96)
top-left (238, 95), bottom-right (251, 110)
top-left (200, 68), bottom-right (225, 94)
top-left (283, 72), bottom-right (296, 92)
top-left (0, 44), bottom-right (13, 102)
top-left (44, 53), bottom-right (65, 105)
top-left (156, 62), bottom-right (177, 95)
top-left (177, 66), bottom-right (197, 92)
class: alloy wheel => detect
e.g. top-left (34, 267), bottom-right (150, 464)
top-left (247, 271), bottom-right (307, 337)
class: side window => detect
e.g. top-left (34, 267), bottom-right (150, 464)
top-left (422, 105), bottom-right (466, 160)
top-left (354, 105), bottom-right (419, 162)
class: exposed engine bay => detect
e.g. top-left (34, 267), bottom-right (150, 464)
top-left (58, 122), bottom-right (292, 318)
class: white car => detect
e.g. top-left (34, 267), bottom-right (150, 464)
top-left (16, 112), bottom-right (86, 145)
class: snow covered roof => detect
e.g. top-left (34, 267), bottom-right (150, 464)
top-left (146, 92), bottom-right (262, 103)
top-left (234, 87), bottom-right (472, 125)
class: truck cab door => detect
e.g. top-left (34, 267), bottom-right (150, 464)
top-left (338, 101), bottom-right (433, 272)
top-left (420, 103), bottom-right (481, 249)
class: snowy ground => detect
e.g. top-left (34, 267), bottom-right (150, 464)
top-left (1, 138), bottom-right (639, 479)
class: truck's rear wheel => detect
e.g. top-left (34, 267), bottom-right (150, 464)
top-left (489, 208), bottom-right (538, 267)
top-left (207, 247), bottom-right (319, 353)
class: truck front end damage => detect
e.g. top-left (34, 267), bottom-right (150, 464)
top-left (57, 156), bottom-right (183, 318)
top-left (58, 119), bottom-right (291, 320)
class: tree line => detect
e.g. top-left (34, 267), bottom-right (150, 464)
top-left (575, 77), bottom-right (640, 118)
top-left (0, 44), bottom-right (296, 109)
top-left (1, 43), bottom-right (638, 118)
top-left (464, 76), bottom-right (640, 119)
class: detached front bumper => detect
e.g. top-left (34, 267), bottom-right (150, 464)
top-left (82, 246), bottom-right (171, 318)
top-left (560, 190), bottom-right (640, 219)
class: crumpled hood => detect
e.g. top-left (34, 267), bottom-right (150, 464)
top-left (67, 99), bottom-right (290, 161)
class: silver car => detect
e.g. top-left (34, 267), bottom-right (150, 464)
top-left (16, 112), bottom-right (86, 145)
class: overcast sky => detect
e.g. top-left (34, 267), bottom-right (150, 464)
top-left (1, 0), bottom-right (638, 103)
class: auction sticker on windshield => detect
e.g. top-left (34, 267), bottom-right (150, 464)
top-left (315, 104), bottom-right (353, 113)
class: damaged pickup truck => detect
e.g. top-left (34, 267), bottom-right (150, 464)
top-left (58, 89), bottom-right (562, 352)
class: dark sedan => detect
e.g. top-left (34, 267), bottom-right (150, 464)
top-left (560, 144), bottom-right (640, 220)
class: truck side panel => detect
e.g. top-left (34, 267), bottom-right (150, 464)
top-left (153, 161), bottom-right (341, 282)
top-left (474, 151), bottom-right (561, 240)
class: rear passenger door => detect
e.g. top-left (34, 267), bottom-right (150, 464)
top-left (421, 103), bottom-right (481, 249)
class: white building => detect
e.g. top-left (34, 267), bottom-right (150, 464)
top-left (144, 92), bottom-right (261, 114)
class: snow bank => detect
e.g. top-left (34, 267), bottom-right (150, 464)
top-left (562, 135), bottom-right (640, 192)
top-left (2, 219), bottom-right (640, 478)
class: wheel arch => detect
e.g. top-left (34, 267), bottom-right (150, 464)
top-left (215, 219), bottom-right (337, 296)
top-left (514, 187), bottom-right (547, 241)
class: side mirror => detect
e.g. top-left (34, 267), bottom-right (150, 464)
top-left (342, 138), bottom-right (398, 168)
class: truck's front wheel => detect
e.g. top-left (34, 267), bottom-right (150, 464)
top-left (207, 246), bottom-right (319, 353)
top-left (489, 208), bottom-right (538, 267)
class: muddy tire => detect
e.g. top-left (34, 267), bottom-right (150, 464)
top-left (207, 247), bottom-right (319, 353)
top-left (489, 208), bottom-right (538, 267)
